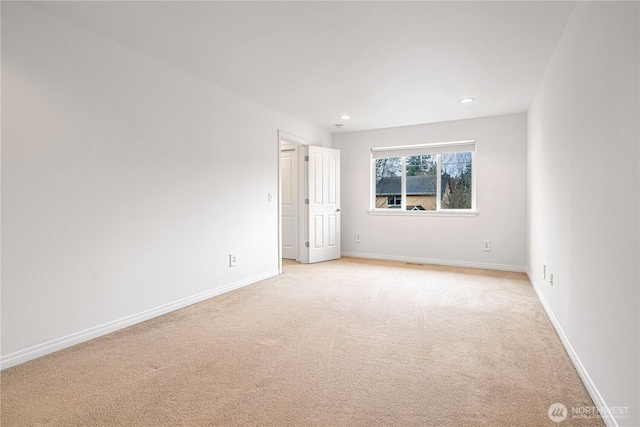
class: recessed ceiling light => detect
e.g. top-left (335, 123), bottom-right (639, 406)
top-left (339, 115), bottom-right (351, 120)
top-left (459, 98), bottom-right (475, 104)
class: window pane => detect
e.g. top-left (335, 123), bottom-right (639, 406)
top-left (375, 158), bottom-right (402, 209)
top-left (405, 155), bottom-right (437, 211)
top-left (441, 152), bottom-right (472, 209)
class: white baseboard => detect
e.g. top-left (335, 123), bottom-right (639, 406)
top-left (526, 268), bottom-right (618, 427)
top-left (0, 269), bottom-right (279, 370)
top-left (342, 251), bottom-right (525, 272)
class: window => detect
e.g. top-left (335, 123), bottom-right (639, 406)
top-left (371, 141), bottom-right (476, 214)
top-left (387, 195), bottom-right (402, 206)
top-left (441, 152), bottom-right (473, 210)
top-left (375, 157), bottom-right (402, 209)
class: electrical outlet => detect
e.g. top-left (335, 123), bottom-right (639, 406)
top-left (482, 241), bottom-right (491, 252)
top-left (355, 233), bottom-right (361, 243)
top-left (229, 253), bottom-right (237, 267)
top-left (550, 273), bottom-right (554, 286)
top-left (543, 264), bottom-right (547, 279)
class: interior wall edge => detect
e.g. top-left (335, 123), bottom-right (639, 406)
top-left (341, 252), bottom-right (525, 273)
top-left (0, 269), bottom-right (279, 371)
top-left (526, 268), bottom-right (618, 427)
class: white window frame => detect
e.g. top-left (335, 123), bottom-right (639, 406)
top-left (370, 140), bottom-right (478, 217)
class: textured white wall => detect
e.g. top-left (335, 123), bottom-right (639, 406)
top-left (334, 113), bottom-right (527, 270)
top-left (527, 2), bottom-right (639, 426)
top-left (1, 3), bottom-right (330, 365)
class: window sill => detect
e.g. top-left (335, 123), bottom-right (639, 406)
top-left (368, 209), bottom-right (479, 218)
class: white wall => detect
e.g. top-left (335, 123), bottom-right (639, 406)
top-left (334, 113), bottom-right (527, 271)
top-left (527, 2), bottom-right (639, 426)
top-left (1, 3), bottom-right (331, 367)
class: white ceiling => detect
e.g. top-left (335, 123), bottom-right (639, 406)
top-left (32, 1), bottom-right (575, 133)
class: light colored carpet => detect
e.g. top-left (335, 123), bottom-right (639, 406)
top-left (1, 257), bottom-right (601, 426)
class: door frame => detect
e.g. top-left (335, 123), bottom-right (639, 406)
top-left (278, 130), bottom-right (309, 273)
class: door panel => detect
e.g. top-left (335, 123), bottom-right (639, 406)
top-left (314, 215), bottom-right (324, 248)
top-left (313, 154), bottom-right (323, 204)
top-left (307, 146), bottom-right (340, 263)
top-left (282, 216), bottom-right (294, 248)
top-left (282, 156), bottom-right (294, 205)
top-left (328, 214), bottom-right (337, 247)
top-left (328, 153), bottom-right (337, 204)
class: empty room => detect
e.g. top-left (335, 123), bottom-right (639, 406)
top-left (1, 2), bottom-right (638, 426)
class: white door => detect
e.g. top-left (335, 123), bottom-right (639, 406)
top-left (307, 146), bottom-right (340, 263)
top-left (281, 148), bottom-right (298, 260)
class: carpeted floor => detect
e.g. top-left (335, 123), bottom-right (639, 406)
top-left (1, 257), bottom-right (602, 426)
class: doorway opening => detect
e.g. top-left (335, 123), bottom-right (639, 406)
top-left (278, 131), bottom-right (309, 273)
top-left (278, 131), bottom-right (341, 274)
